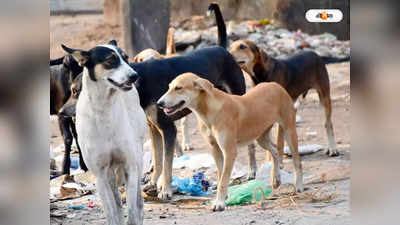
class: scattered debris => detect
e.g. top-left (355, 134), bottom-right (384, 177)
top-left (226, 180), bottom-right (272, 206)
top-left (175, 21), bottom-right (349, 60)
top-left (284, 144), bottom-right (324, 156)
top-left (256, 163), bottom-right (294, 184)
top-left (171, 172), bottom-right (210, 196)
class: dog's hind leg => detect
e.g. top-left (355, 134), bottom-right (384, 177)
top-left (58, 116), bottom-right (72, 175)
top-left (144, 123), bottom-right (163, 190)
top-left (266, 125), bottom-right (285, 168)
top-left (126, 158), bottom-right (144, 225)
top-left (70, 121), bottom-right (88, 172)
top-left (96, 167), bottom-right (122, 225)
top-left (180, 116), bottom-right (193, 151)
top-left (257, 127), bottom-right (281, 189)
top-left (279, 119), bottom-right (303, 193)
top-left (157, 119), bottom-right (177, 200)
top-left (316, 70), bottom-right (339, 157)
top-left (247, 142), bottom-right (257, 180)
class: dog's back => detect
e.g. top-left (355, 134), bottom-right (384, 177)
top-left (133, 46), bottom-right (245, 109)
top-left (232, 83), bottom-right (295, 138)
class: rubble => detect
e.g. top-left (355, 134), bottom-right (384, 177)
top-left (174, 20), bottom-right (350, 60)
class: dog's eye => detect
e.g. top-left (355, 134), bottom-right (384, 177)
top-left (107, 54), bottom-right (118, 62)
top-left (175, 86), bottom-right (182, 91)
top-left (239, 44), bottom-right (247, 50)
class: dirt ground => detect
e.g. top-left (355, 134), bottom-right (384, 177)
top-left (50, 14), bottom-right (350, 225)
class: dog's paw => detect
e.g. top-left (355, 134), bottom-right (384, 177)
top-left (182, 143), bottom-right (194, 151)
top-left (325, 148), bottom-right (339, 157)
top-left (157, 188), bottom-right (173, 200)
top-left (143, 182), bottom-right (157, 193)
top-left (296, 184), bottom-right (304, 193)
top-left (271, 176), bottom-right (281, 189)
top-left (211, 200), bottom-right (226, 212)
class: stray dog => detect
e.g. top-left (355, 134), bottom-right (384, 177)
top-left (50, 54), bottom-right (87, 174)
top-left (157, 73), bottom-right (303, 211)
top-left (132, 28), bottom-right (191, 154)
top-left (133, 46), bottom-right (245, 200)
top-left (62, 40), bottom-right (147, 225)
top-left (134, 3), bottom-right (249, 201)
top-left (229, 40), bottom-right (346, 162)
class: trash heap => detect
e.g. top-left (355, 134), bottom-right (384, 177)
top-left (174, 18), bottom-right (350, 60)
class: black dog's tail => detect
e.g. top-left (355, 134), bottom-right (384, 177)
top-left (208, 2), bottom-right (227, 49)
top-left (322, 56), bottom-right (350, 64)
top-left (50, 56), bottom-right (64, 65)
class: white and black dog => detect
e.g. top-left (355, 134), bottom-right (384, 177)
top-left (62, 40), bottom-right (147, 225)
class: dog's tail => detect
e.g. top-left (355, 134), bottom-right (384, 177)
top-left (50, 56), bottom-right (65, 66)
top-left (207, 2), bottom-right (227, 48)
top-left (166, 27), bottom-right (176, 56)
top-left (322, 56), bottom-right (350, 64)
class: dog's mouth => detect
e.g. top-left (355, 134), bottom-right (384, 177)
top-left (162, 100), bottom-right (185, 115)
top-left (237, 60), bottom-right (247, 65)
top-left (107, 78), bottom-right (133, 91)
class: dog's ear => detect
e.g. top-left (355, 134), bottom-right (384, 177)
top-left (193, 78), bottom-right (213, 92)
top-left (61, 44), bottom-right (90, 67)
top-left (108, 40), bottom-right (118, 46)
top-left (132, 54), bottom-right (140, 63)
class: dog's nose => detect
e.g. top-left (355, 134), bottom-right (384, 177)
top-left (157, 100), bottom-right (165, 108)
top-left (128, 71), bottom-right (139, 83)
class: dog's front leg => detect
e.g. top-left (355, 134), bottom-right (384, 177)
top-left (70, 121), bottom-right (88, 172)
top-left (58, 116), bottom-right (72, 175)
top-left (96, 168), bottom-right (122, 225)
top-left (213, 133), bottom-right (237, 211)
top-left (126, 163), bottom-right (144, 225)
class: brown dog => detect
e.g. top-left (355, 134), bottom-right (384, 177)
top-left (157, 73), bottom-right (303, 211)
top-left (229, 40), bottom-right (339, 163)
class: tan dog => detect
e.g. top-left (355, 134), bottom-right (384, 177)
top-left (132, 27), bottom-right (178, 62)
top-left (133, 28), bottom-right (193, 154)
top-left (230, 40), bottom-right (339, 165)
top-left (157, 73), bottom-right (303, 211)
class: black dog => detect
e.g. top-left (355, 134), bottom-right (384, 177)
top-left (132, 45), bottom-right (245, 200)
top-left (50, 55), bottom-right (88, 174)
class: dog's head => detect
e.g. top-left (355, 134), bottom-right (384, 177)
top-left (61, 55), bottom-right (83, 82)
top-left (157, 73), bottom-right (213, 116)
top-left (61, 40), bottom-right (136, 91)
top-left (229, 40), bottom-right (271, 74)
top-left (58, 74), bottom-right (82, 118)
top-left (132, 49), bottom-right (163, 63)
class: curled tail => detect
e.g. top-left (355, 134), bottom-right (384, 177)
top-left (322, 56), bottom-right (350, 64)
top-left (207, 2), bottom-right (227, 48)
top-left (166, 27), bottom-right (176, 56)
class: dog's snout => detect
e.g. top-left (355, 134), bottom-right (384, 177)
top-left (157, 100), bottom-right (165, 108)
top-left (128, 71), bottom-right (139, 83)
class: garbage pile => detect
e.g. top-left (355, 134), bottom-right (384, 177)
top-left (174, 18), bottom-right (350, 60)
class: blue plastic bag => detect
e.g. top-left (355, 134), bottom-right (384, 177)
top-left (171, 172), bottom-right (210, 196)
